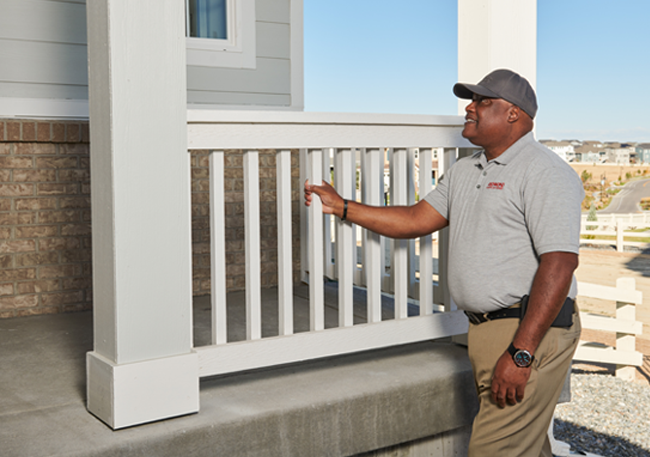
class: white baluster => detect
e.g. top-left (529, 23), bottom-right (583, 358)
top-left (438, 148), bottom-right (458, 312)
top-left (385, 148), bottom-right (395, 295)
top-left (419, 148), bottom-right (434, 315)
top-left (308, 149), bottom-right (325, 331)
top-left (209, 151), bottom-right (227, 344)
top-left (323, 148), bottom-right (335, 279)
top-left (300, 149), bottom-right (308, 283)
top-left (392, 148), bottom-right (409, 319)
top-left (244, 150), bottom-right (262, 340)
top-left (335, 148), bottom-right (355, 327)
top-left (363, 148), bottom-right (383, 323)
top-left (407, 148), bottom-right (417, 299)
top-left (277, 150), bottom-right (293, 336)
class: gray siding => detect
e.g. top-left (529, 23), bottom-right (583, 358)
top-left (187, 0), bottom-right (293, 107)
top-left (0, 0), bottom-right (294, 110)
top-left (0, 0), bottom-right (88, 100)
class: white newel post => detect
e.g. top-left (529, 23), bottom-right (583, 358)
top-left (616, 277), bottom-right (638, 381)
top-left (85, 0), bottom-right (198, 429)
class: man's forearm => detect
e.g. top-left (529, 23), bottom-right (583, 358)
top-left (304, 180), bottom-right (448, 239)
top-left (341, 199), bottom-right (448, 239)
top-left (511, 251), bottom-right (579, 354)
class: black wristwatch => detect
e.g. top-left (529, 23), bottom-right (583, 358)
top-left (507, 343), bottom-right (534, 368)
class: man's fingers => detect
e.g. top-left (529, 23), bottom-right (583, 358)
top-left (491, 385), bottom-right (504, 408)
top-left (516, 386), bottom-right (525, 403)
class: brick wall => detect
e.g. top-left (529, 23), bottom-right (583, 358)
top-left (0, 119), bottom-right (302, 318)
top-left (190, 149), bottom-right (301, 296)
top-left (0, 119), bottom-right (92, 318)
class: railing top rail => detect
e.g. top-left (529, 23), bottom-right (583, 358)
top-left (187, 110), bottom-right (474, 150)
top-left (188, 109), bottom-right (467, 127)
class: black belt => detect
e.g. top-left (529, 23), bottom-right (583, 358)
top-left (464, 297), bottom-right (575, 328)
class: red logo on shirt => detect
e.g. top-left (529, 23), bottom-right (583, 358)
top-left (486, 182), bottom-right (505, 190)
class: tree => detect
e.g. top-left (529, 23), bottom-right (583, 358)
top-left (581, 169), bottom-right (592, 183)
top-left (586, 204), bottom-right (598, 231)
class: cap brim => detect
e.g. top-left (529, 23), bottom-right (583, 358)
top-left (453, 83), bottom-right (500, 100)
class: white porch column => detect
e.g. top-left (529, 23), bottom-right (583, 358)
top-left (457, 0), bottom-right (537, 115)
top-left (85, 0), bottom-right (198, 429)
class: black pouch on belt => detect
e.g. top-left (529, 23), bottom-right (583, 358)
top-left (519, 295), bottom-right (574, 328)
top-left (552, 297), bottom-right (574, 328)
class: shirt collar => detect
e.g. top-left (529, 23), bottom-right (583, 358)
top-left (476, 131), bottom-right (535, 168)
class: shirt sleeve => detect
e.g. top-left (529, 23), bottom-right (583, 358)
top-left (423, 165), bottom-right (451, 219)
top-left (523, 164), bottom-right (585, 256)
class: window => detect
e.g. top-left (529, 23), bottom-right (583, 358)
top-left (187, 0), bottom-right (228, 40)
top-left (185, 0), bottom-right (256, 69)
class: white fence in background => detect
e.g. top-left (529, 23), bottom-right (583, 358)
top-left (581, 212), bottom-right (650, 225)
top-left (580, 220), bottom-right (650, 252)
top-left (188, 110), bottom-right (474, 378)
top-left (575, 278), bottom-right (644, 381)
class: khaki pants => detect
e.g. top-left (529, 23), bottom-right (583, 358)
top-left (467, 307), bottom-right (581, 457)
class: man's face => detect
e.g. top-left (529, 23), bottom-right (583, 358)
top-left (461, 94), bottom-right (513, 147)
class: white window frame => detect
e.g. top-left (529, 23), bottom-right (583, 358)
top-left (185, 0), bottom-right (256, 69)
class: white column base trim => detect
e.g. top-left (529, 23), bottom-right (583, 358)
top-left (86, 351), bottom-right (199, 430)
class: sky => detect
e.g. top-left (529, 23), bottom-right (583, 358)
top-left (304, 0), bottom-right (650, 143)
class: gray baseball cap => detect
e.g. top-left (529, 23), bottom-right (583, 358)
top-left (453, 69), bottom-right (538, 119)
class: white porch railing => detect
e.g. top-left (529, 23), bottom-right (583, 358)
top-left (187, 110), bottom-right (474, 378)
top-left (575, 278), bottom-right (644, 381)
top-left (580, 220), bottom-right (650, 252)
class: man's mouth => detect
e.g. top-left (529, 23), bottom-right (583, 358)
top-left (465, 117), bottom-right (477, 124)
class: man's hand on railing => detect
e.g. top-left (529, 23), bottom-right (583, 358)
top-left (304, 179), bottom-right (345, 219)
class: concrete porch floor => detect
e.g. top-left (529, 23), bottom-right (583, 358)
top-left (0, 283), bottom-right (477, 457)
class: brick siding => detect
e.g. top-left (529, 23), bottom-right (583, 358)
top-left (0, 119), bottom-right (91, 318)
top-left (0, 119), bottom-right (301, 318)
top-left (190, 149), bottom-right (301, 296)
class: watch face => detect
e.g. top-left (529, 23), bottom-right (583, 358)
top-left (514, 350), bottom-right (532, 367)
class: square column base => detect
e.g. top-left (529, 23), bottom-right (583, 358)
top-left (87, 351), bottom-right (199, 430)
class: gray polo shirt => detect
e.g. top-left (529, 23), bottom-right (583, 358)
top-left (424, 132), bottom-right (584, 313)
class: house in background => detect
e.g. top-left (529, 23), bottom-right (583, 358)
top-left (542, 140), bottom-right (575, 162)
top-left (606, 146), bottom-right (632, 165)
top-left (636, 143), bottom-right (650, 164)
top-left (1, 0), bottom-right (545, 455)
top-left (573, 143), bottom-right (605, 163)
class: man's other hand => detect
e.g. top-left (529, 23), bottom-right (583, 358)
top-left (490, 351), bottom-right (531, 408)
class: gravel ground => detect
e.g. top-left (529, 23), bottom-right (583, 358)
top-left (554, 372), bottom-right (650, 456)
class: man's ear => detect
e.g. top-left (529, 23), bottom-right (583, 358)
top-left (507, 105), bottom-right (521, 123)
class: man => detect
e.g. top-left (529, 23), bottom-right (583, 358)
top-left (304, 69), bottom-right (584, 456)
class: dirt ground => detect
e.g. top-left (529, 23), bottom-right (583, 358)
top-left (575, 248), bottom-right (650, 385)
top-left (570, 163), bottom-right (650, 186)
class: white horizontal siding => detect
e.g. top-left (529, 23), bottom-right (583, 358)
top-left (256, 0), bottom-right (290, 23)
top-left (0, 0), bottom-right (87, 44)
top-left (257, 22), bottom-right (290, 59)
top-left (188, 58), bottom-right (291, 95)
top-left (187, 91), bottom-right (291, 106)
top-left (1, 0), bottom-right (295, 113)
top-left (186, 19), bottom-right (292, 107)
top-left (0, 39), bottom-right (88, 85)
top-left (0, 81), bottom-right (88, 100)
